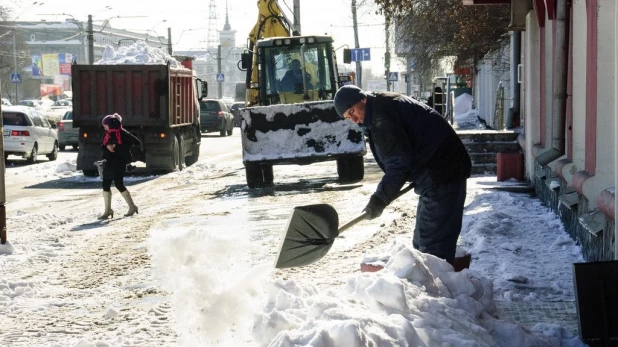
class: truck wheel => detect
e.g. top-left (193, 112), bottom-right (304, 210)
top-left (185, 144), bottom-right (200, 166)
top-left (177, 135), bottom-right (184, 171)
top-left (337, 156), bottom-right (364, 182)
top-left (246, 163), bottom-right (274, 188)
top-left (83, 170), bottom-right (98, 177)
top-left (59, 145), bottom-right (66, 151)
top-left (220, 130), bottom-right (226, 137)
top-left (172, 137), bottom-right (180, 171)
top-left (227, 127), bottom-right (233, 136)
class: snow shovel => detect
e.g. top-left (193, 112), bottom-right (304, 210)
top-left (274, 183), bottom-right (415, 269)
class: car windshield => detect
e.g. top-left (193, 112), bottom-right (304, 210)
top-left (200, 101), bottom-right (220, 112)
top-left (3, 112), bottom-right (28, 126)
top-left (62, 112), bottom-right (73, 120)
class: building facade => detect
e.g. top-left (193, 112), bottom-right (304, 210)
top-left (468, 0), bottom-right (616, 261)
top-left (1, 19), bottom-right (168, 101)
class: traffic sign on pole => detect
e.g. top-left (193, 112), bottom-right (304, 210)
top-left (350, 48), bottom-right (371, 62)
top-left (388, 72), bottom-right (398, 82)
top-left (10, 73), bottom-right (22, 84)
top-left (216, 73), bottom-right (225, 82)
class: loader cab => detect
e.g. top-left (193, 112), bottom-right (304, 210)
top-left (253, 36), bottom-right (339, 106)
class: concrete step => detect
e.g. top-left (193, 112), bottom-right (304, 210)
top-left (472, 164), bottom-right (497, 175)
top-left (469, 153), bottom-right (497, 165)
top-left (464, 141), bottom-right (521, 153)
top-left (456, 130), bottom-right (523, 175)
top-left (457, 130), bottom-right (520, 142)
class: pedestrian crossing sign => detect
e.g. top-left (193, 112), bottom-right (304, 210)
top-left (10, 73), bottom-right (22, 84)
top-left (388, 72), bottom-right (398, 82)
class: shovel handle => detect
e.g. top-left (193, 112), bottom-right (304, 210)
top-left (339, 211), bottom-right (370, 233)
top-left (338, 183), bottom-right (415, 235)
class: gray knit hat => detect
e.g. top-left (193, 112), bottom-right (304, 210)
top-left (334, 85), bottom-right (367, 117)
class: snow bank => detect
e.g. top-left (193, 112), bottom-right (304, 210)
top-left (253, 244), bottom-right (583, 347)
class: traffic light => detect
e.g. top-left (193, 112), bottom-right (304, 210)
top-left (343, 49), bottom-right (351, 64)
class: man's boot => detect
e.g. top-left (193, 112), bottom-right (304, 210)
top-left (98, 191), bottom-right (113, 220)
top-left (121, 190), bottom-right (139, 217)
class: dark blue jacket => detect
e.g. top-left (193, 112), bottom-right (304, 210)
top-left (363, 92), bottom-right (471, 203)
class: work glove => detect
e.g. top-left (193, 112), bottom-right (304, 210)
top-left (363, 194), bottom-right (387, 219)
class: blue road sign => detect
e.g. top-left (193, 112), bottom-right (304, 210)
top-left (350, 48), bottom-right (371, 62)
top-left (216, 73), bottom-right (225, 82)
top-left (388, 72), bottom-right (399, 82)
top-left (10, 73), bottom-right (22, 84)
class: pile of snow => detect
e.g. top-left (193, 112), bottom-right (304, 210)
top-left (96, 40), bottom-right (182, 68)
top-left (453, 93), bottom-right (481, 130)
top-left (454, 93), bottom-right (473, 116)
top-left (253, 244), bottom-right (584, 347)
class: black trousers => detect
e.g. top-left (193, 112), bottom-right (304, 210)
top-left (413, 178), bottom-right (467, 264)
top-left (102, 161), bottom-right (127, 193)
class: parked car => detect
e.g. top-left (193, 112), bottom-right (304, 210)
top-left (199, 99), bottom-right (234, 136)
top-left (229, 101), bottom-right (245, 127)
top-left (2, 106), bottom-right (59, 163)
top-left (1, 98), bottom-right (11, 106)
top-left (17, 99), bottom-right (39, 108)
top-left (52, 99), bottom-right (72, 108)
top-left (58, 110), bottom-right (79, 151)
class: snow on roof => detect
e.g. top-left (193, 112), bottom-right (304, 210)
top-left (16, 22), bottom-right (81, 30)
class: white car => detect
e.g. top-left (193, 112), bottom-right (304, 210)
top-left (2, 106), bottom-right (59, 163)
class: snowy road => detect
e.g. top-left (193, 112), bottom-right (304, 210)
top-left (0, 129), bottom-right (585, 346)
top-left (1, 132), bottom-right (401, 345)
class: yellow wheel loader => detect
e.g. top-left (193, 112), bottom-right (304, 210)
top-left (239, 0), bottom-right (366, 188)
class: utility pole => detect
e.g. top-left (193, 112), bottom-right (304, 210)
top-left (293, 0), bottom-right (301, 34)
top-left (217, 44), bottom-right (222, 99)
top-left (384, 18), bottom-right (391, 92)
top-left (167, 27), bottom-right (173, 55)
top-left (406, 56), bottom-right (412, 96)
top-left (0, 83), bottom-right (6, 245)
top-left (351, 0), bottom-right (361, 87)
top-left (12, 29), bottom-right (18, 102)
top-left (87, 15), bottom-right (94, 65)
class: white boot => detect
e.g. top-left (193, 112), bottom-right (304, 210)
top-left (98, 191), bottom-right (113, 220)
top-left (121, 190), bottom-right (139, 217)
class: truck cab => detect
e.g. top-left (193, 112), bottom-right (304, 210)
top-left (250, 36), bottom-right (339, 106)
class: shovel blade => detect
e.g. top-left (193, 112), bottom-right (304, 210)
top-left (275, 204), bottom-right (339, 269)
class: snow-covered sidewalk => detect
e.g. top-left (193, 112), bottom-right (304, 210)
top-left (0, 155), bottom-right (586, 346)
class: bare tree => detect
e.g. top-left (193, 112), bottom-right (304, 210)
top-left (375, 0), bottom-right (509, 79)
top-left (0, 6), bottom-right (30, 102)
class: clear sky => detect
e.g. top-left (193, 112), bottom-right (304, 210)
top-left (5, 0), bottom-right (398, 75)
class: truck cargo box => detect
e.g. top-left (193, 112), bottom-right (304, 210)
top-left (72, 64), bottom-right (197, 128)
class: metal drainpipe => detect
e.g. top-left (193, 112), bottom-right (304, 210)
top-left (507, 31), bottom-right (521, 129)
top-left (536, 0), bottom-right (569, 166)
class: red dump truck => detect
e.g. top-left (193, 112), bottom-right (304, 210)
top-left (72, 63), bottom-right (206, 176)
